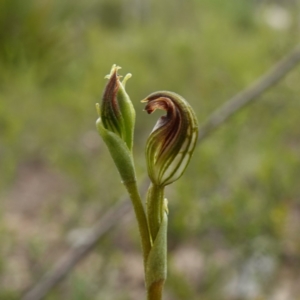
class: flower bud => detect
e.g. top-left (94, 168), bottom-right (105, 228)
top-left (142, 91), bottom-right (198, 186)
top-left (95, 65), bottom-right (136, 184)
top-left (99, 64), bottom-right (135, 150)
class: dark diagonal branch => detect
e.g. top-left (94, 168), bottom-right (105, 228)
top-left (21, 44), bottom-right (300, 300)
top-left (198, 44), bottom-right (300, 141)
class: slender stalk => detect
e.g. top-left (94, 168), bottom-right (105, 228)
top-left (125, 180), bottom-right (152, 267)
top-left (147, 280), bottom-right (164, 300)
top-left (146, 183), bottom-right (165, 240)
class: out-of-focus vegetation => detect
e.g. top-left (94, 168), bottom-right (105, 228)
top-left (1, 0), bottom-right (300, 299)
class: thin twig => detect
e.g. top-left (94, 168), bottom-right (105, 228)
top-left (198, 44), bottom-right (300, 141)
top-left (21, 44), bottom-right (300, 300)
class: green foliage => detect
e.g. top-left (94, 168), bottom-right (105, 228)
top-left (1, 0), bottom-right (300, 299)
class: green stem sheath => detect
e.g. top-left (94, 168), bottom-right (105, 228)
top-left (146, 195), bottom-right (168, 300)
top-left (125, 180), bottom-right (152, 268)
top-left (146, 183), bottom-right (166, 300)
top-left (146, 183), bottom-right (165, 241)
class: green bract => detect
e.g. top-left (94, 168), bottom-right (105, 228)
top-left (143, 91), bottom-right (198, 186)
top-left (96, 117), bottom-right (136, 184)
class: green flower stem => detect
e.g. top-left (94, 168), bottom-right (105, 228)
top-left (125, 180), bottom-right (152, 268)
top-left (146, 183), bottom-right (165, 241)
top-left (147, 280), bottom-right (164, 300)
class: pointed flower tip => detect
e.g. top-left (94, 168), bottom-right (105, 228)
top-left (143, 91), bottom-right (198, 186)
top-left (104, 64), bottom-right (120, 79)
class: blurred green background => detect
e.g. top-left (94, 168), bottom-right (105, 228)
top-left (1, 0), bottom-right (300, 299)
